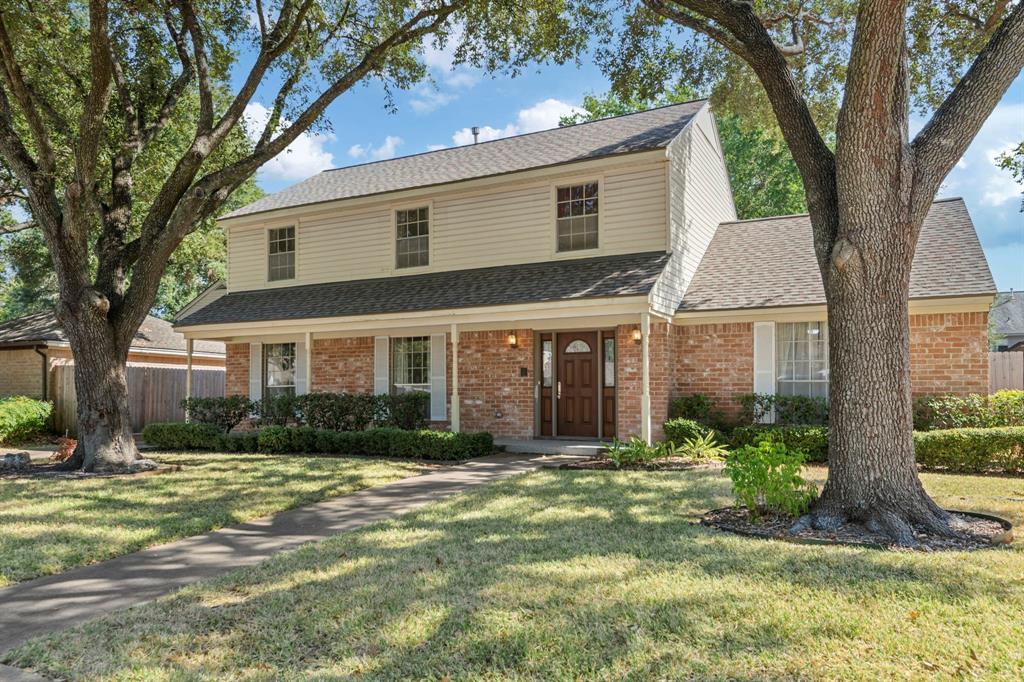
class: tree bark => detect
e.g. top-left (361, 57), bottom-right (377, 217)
top-left (56, 301), bottom-right (154, 473)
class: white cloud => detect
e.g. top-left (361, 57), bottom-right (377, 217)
top-left (932, 103), bottom-right (1023, 208)
top-left (410, 86), bottom-right (456, 114)
top-left (410, 26), bottom-right (480, 115)
top-left (243, 102), bottom-right (335, 183)
top-left (451, 98), bottom-right (583, 146)
top-left (347, 136), bottom-right (404, 161)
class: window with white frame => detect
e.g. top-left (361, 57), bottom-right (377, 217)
top-left (264, 342), bottom-right (296, 398)
top-left (396, 207), bottom-right (429, 268)
top-left (391, 336), bottom-right (430, 397)
top-left (556, 181), bottom-right (598, 252)
top-left (776, 322), bottom-right (829, 398)
top-left (267, 226), bottom-right (296, 281)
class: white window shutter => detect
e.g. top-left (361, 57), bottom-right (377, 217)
top-left (752, 321), bottom-right (776, 423)
top-left (374, 336), bottom-right (390, 395)
top-left (294, 339), bottom-right (308, 395)
top-left (430, 333), bottom-right (447, 421)
top-left (249, 342), bottom-right (263, 402)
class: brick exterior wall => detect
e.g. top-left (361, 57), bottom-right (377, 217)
top-left (909, 312), bottom-right (989, 396)
top-left (457, 329), bottom-right (534, 438)
top-left (0, 348), bottom-right (45, 398)
top-left (311, 337), bottom-right (374, 393)
top-left (615, 322), bottom-right (672, 442)
top-left (671, 322), bottom-right (754, 421)
top-left (225, 343), bottom-right (250, 397)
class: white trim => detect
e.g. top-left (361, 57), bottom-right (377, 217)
top-left (640, 312), bottom-right (651, 444)
top-left (294, 337), bottom-right (309, 395)
top-left (248, 342), bottom-right (263, 402)
top-left (673, 295), bottom-right (994, 324)
top-left (752, 321), bottom-right (776, 423)
top-left (389, 200), bottom-right (435, 275)
top-left (263, 219), bottom-right (300, 287)
top-left (429, 332), bottom-right (447, 421)
top-left (373, 336), bottom-right (390, 395)
top-left (549, 173), bottom-right (605, 260)
top-left (185, 339), bottom-right (194, 422)
top-left (450, 324), bottom-right (460, 432)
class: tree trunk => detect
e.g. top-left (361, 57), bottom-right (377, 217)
top-left (793, 202), bottom-right (965, 546)
top-left (57, 308), bottom-right (154, 473)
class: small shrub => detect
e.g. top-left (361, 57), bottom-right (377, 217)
top-left (731, 425), bottom-right (829, 463)
top-left (724, 442), bottom-right (818, 517)
top-left (180, 396), bottom-right (253, 433)
top-left (675, 431), bottom-right (728, 461)
top-left (912, 396), bottom-right (937, 431)
top-left (141, 422), bottom-right (221, 450)
top-left (216, 432), bottom-right (259, 452)
top-left (604, 437), bottom-right (676, 468)
top-left (668, 394), bottom-right (713, 421)
top-left (0, 396), bottom-right (52, 444)
top-left (916, 391), bottom-right (1024, 430)
top-left (663, 418), bottom-right (719, 446)
top-left (256, 425), bottom-right (292, 453)
top-left (990, 390), bottom-right (1024, 426)
top-left (297, 392), bottom-right (377, 432)
top-left (379, 392), bottom-right (431, 430)
top-left (254, 394), bottom-right (300, 427)
top-left (913, 427), bottom-right (1024, 474)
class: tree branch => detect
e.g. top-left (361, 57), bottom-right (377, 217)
top-left (0, 12), bottom-right (56, 173)
top-left (912, 1), bottom-right (1024, 202)
top-left (0, 219), bottom-right (34, 235)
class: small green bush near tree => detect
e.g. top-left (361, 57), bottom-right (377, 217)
top-left (142, 422), bottom-right (493, 461)
top-left (724, 442), bottom-right (818, 518)
top-left (731, 425), bottom-right (829, 463)
top-left (0, 396), bottom-right (52, 445)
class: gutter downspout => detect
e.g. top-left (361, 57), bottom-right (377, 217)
top-left (33, 344), bottom-right (48, 401)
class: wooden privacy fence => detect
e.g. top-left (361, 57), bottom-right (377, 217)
top-left (51, 364), bottom-right (225, 435)
top-left (989, 352), bottom-right (1024, 392)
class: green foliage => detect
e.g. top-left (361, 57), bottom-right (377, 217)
top-left (255, 394), bottom-right (301, 427)
top-left (731, 425), bottom-right (829, 464)
top-left (668, 394), bottom-right (714, 421)
top-left (724, 442), bottom-right (818, 518)
top-left (674, 431), bottom-right (728, 462)
top-left (141, 422), bottom-right (494, 461)
top-left (0, 396), bottom-right (52, 445)
top-left (913, 427), bottom-right (1024, 474)
top-left (180, 396), bottom-right (252, 433)
top-left (561, 89), bottom-right (806, 219)
top-left (914, 391), bottom-right (1024, 430)
top-left (997, 142), bottom-right (1023, 212)
top-left (663, 417), bottom-right (717, 445)
top-left (736, 394), bottom-right (829, 426)
top-left (604, 437), bottom-right (677, 468)
top-left (380, 392), bottom-right (431, 430)
top-left (297, 393), bottom-right (378, 432)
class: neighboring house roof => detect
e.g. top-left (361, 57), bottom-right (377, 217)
top-left (990, 290), bottom-right (1024, 337)
top-left (0, 311), bottom-right (225, 354)
top-left (176, 251), bottom-right (669, 327)
top-left (679, 198), bottom-right (996, 312)
top-left (223, 101), bottom-right (707, 219)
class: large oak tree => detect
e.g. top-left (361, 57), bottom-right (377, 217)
top-left (0, 0), bottom-right (590, 472)
top-left (602, 0), bottom-right (1024, 545)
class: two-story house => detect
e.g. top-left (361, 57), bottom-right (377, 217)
top-left (175, 101), bottom-right (996, 442)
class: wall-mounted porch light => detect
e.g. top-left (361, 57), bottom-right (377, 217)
top-left (507, 332), bottom-right (518, 349)
top-left (632, 327), bottom-right (642, 344)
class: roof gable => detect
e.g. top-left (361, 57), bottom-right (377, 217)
top-left (224, 101), bottom-right (706, 219)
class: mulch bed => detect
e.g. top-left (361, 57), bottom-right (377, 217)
top-left (557, 457), bottom-right (725, 471)
top-left (0, 462), bottom-right (182, 480)
top-left (702, 506), bottom-right (1014, 551)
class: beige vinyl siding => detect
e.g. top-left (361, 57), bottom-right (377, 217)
top-left (227, 158), bottom-right (668, 292)
top-left (650, 106), bottom-right (736, 315)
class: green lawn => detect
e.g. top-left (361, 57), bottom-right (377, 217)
top-left (0, 452), bottom-right (425, 587)
top-left (6, 466), bottom-right (1022, 680)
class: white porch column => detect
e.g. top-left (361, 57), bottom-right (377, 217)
top-left (450, 323), bottom-right (460, 433)
top-left (305, 331), bottom-right (313, 393)
top-left (640, 312), bottom-right (652, 444)
top-left (185, 338), bottom-right (194, 423)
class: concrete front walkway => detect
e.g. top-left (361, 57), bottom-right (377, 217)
top-left (0, 453), bottom-right (572, 658)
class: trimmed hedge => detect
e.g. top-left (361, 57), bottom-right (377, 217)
top-left (141, 422), bottom-right (494, 461)
top-left (730, 425), bottom-right (829, 463)
top-left (912, 427), bottom-right (1024, 474)
top-left (914, 390), bottom-right (1024, 430)
top-left (663, 418), bottom-right (720, 446)
top-left (0, 396), bottom-right (52, 445)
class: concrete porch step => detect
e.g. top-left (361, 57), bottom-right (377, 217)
top-left (494, 438), bottom-right (608, 457)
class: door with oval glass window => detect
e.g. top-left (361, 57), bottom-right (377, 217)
top-left (556, 332), bottom-right (598, 437)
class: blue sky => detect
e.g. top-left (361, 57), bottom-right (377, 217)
top-left (247, 43), bottom-right (1024, 291)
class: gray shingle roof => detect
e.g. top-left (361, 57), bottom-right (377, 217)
top-left (0, 312), bottom-right (224, 354)
top-left (224, 101), bottom-right (706, 219)
top-left (991, 291), bottom-right (1024, 335)
top-left (679, 198), bottom-right (995, 311)
top-left (176, 252), bottom-right (668, 327)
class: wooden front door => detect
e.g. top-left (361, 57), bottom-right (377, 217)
top-left (557, 332), bottom-right (598, 437)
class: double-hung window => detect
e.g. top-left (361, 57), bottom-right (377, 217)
top-left (268, 226), bottom-right (295, 281)
top-left (556, 181), bottom-right (598, 252)
top-left (264, 342), bottom-right (296, 398)
top-left (391, 336), bottom-right (431, 397)
top-left (776, 322), bottom-right (829, 398)
top-left (396, 207), bottom-right (429, 268)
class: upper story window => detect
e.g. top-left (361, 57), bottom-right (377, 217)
top-left (556, 182), bottom-right (598, 252)
top-left (267, 226), bottom-right (295, 281)
top-left (264, 342), bottom-right (296, 398)
top-left (776, 322), bottom-right (829, 399)
top-left (396, 207), bottom-right (429, 269)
